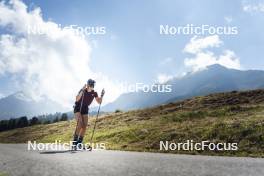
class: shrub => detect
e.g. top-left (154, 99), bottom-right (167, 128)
top-left (115, 109), bottom-right (122, 113)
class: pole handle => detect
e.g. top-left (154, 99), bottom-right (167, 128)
top-left (101, 88), bottom-right (105, 98)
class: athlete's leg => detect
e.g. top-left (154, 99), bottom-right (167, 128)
top-left (77, 115), bottom-right (88, 147)
top-left (79, 115), bottom-right (88, 137)
top-left (74, 112), bottom-right (83, 136)
top-left (72, 112), bottom-right (83, 148)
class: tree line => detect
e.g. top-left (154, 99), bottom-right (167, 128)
top-left (0, 113), bottom-right (70, 132)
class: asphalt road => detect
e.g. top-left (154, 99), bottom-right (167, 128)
top-left (0, 144), bottom-right (263, 176)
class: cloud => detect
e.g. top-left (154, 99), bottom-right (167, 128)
top-left (0, 0), bottom-right (121, 108)
top-left (0, 92), bottom-right (4, 99)
top-left (217, 50), bottom-right (241, 69)
top-left (224, 16), bottom-right (233, 23)
top-left (156, 73), bottom-right (173, 84)
top-left (242, 1), bottom-right (264, 13)
top-left (183, 35), bottom-right (241, 71)
top-left (183, 35), bottom-right (222, 54)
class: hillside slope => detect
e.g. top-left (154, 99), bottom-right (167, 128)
top-left (0, 89), bottom-right (263, 157)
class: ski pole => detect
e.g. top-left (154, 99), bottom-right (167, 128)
top-left (89, 89), bottom-right (105, 149)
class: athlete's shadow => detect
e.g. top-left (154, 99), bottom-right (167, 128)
top-left (39, 150), bottom-right (77, 154)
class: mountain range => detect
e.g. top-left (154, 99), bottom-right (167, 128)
top-left (1, 64), bottom-right (264, 119)
top-left (0, 91), bottom-right (67, 120)
top-left (102, 64), bottom-right (264, 111)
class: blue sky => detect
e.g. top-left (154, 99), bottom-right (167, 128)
top-left (0, 0), bottom-right (264, 106)
top-left (22, 0), bottom-right (264, 80)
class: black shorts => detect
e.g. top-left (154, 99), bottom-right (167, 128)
top-left (73, 105), bottom-right (89, 115)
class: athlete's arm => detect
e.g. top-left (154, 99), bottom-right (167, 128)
top-left (76, 92), bottom-right (83, 102)
top-left (76, 85), bottom-right (86, 102)
top-left (95, 97), bottom-right (102, 104)
top-left (95, 89), bottom-right (104, 104)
